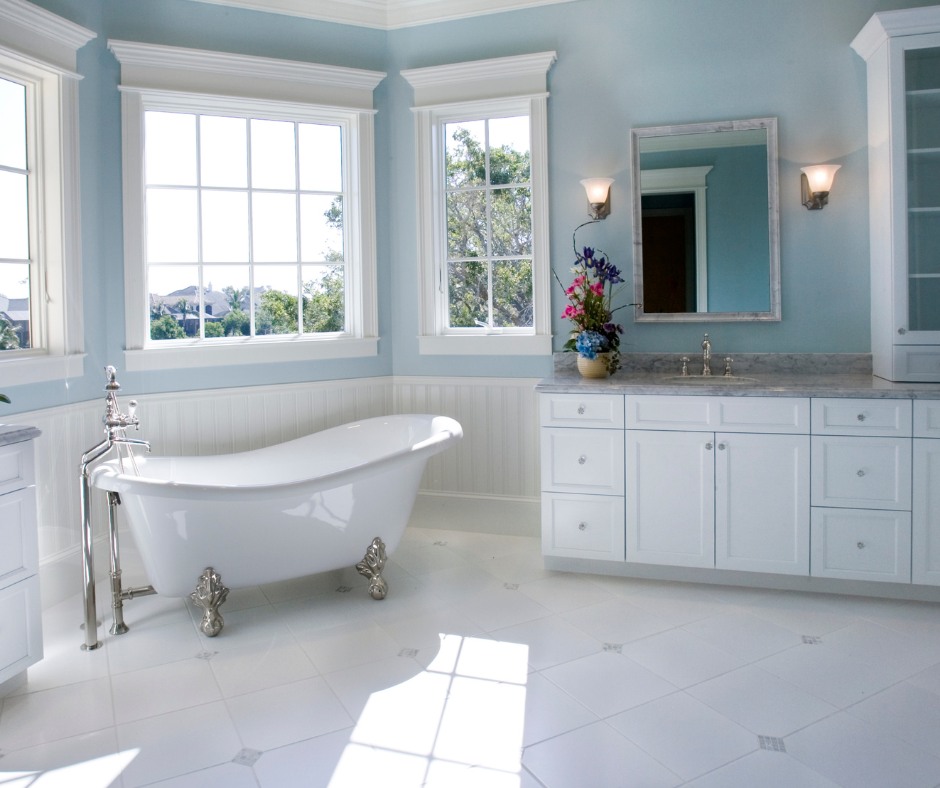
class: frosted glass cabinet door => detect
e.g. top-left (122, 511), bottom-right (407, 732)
top-left (715, 433), bottom-right (810, 575)
top-left (913, 438), bottom-right (940, 585)
top-left (625, 430), bottom-right (715, 568)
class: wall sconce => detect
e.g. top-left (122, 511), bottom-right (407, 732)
top-left (580, 177), bottom-right (614, 220)
top-left (800, 164), bottom-right (841, 210)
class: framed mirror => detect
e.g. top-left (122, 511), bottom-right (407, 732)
top-left (630, 117), bottom-right (780, 322)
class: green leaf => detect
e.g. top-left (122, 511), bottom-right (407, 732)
top-left (0, 394), bottom-right (10, 404)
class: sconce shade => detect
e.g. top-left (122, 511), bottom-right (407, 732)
top-left (580, 177), bottom-right (614, 220)
top-left (581, 178), bottom-right (614, 204)
top-left (800, 165), bottom-right (840, 193)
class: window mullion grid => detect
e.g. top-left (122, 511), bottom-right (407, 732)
top-left (25, 78), bottom-right (41, 351)
top-left (294, 121), bottom-right (303, 335)
top-left (195, 115), bottom-right (204, 340)
top-left (483, 119), bottom-right (493, 328)
top-left (246, 119), bottom-right (256, 338)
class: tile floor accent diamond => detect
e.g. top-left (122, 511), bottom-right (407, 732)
top-left (195, 650), bottom-right (217, 660)
top-left (398, 648), bottom-right (418, 658)
top-left (335, 586), bottom-right (353, 593)
top-left (433, 541), bottom-right (448, 546)
top-left (602, 643), bottom-right (623, 653)
top-left (759, 735), bottom-right (786, 752)
top-left (504, 583), bottom-right (519, 590)
top-left (232, 747), bottom-right (263, 766)
top-left (802, 636), bottom-right (822, 644)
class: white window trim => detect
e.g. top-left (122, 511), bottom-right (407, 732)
top-left (0, 0), bottom-right (94, 386)
top-left (404, 52), bottom-right (555, 356)
top-left (640, 166), bottom-right (712, 314)
top-left (109, 40), bottom-right (385, 372)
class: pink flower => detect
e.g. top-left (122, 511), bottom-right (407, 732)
top-left (572, 275), bottom-right (586, 287)
top-left (565, 284), bottom-right (576, 295)
top-left (590, 282), bottom-right (604, 296)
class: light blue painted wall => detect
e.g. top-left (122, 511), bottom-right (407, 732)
top-left (640, 145), bottom-right (770, 313)
top-left (3, 0), bottom-right (938, 416)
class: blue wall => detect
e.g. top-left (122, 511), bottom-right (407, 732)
top-left (3, 0), bottom-right (937, 414)
top-left (640, 145), bottom-right (770, 313)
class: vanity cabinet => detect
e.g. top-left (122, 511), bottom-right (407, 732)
top-left (540, 390), bottom-right (940, 592)
top-left (853, 9), bottom-right (940, 381)
top-left (0, 429), bottom-right (43, 696)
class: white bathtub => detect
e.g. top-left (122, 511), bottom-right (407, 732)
top-left (90, 414), bottom-right (462, 599)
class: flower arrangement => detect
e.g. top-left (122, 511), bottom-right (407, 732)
top-left (555, 241), bottom-right (627, 375)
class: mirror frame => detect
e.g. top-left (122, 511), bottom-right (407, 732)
top-left (630, 117), bottom-right (781, 322)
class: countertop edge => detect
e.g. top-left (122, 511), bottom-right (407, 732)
top-left (0, 425), bottom-right (43, 447)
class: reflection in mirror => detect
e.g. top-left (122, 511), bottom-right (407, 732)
top-left (631, 118), bottom-right (780, 322)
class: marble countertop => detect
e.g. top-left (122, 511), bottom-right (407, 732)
top-left (0, 424), bottom-right (42, 447)
top-left (536, 372), bottom-right (940, 399)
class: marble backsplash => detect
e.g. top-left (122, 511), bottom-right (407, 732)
top-left (553, 352), bottom-right (873, 375)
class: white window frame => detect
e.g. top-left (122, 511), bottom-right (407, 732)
top-left (404, 52), bottom-right (555, 356)
top-left (0, 0), bottom-right (93, 386)
top-left (109, 40), bottom-right (385, 371)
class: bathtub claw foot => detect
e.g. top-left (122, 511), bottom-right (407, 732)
top-left (356, 538), bottom-right (388, 600)
top-left (190, 568), bottom-right (229, 637)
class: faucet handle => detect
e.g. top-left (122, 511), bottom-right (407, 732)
top-left (724, 358), bottom-right (734, 377)
top-left (680, 357), bottom-right (690, 376)
top-left (127, 400), bottom-right (138, 421)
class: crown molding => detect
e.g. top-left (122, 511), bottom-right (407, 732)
top-left (108, 40), bottom-right (386, 90)
top-left (186, 0), bottom-right (578, 29)
top-left (402, 51), bottom-right (556, 88)
top-left (852, 6), bottom-right (940, 61)
top-left (0, 0), bottom-right (95, 51)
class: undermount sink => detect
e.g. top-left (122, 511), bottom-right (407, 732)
top-left (663, 376), bottom-right (760, 385)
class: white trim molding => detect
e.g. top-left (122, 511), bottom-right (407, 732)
top-left (406, 53), bottom-right (555, 356)
top-left (0, 1), bottom-right (92, 386)
top-left (851, 5), bottom-right (940, 60)
top-left (0, 0), bottom-right (95, 74)
top-left (109, 40), bottom-right (385, 111)
top-left (115, 43), bottom-right (382, 370)
top-left (185, 0), bottom-right (578, 30)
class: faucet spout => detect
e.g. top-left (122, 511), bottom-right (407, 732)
top-left (702, 334), bottom-right (712, 376)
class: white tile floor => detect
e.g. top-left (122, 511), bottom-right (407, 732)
top-left (4, 527), bottom-right (940, 787)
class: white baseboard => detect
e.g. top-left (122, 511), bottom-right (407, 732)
top-left (409, 491), bottom-right (540, 537)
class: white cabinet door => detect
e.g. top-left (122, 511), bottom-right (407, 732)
top-left (913, 438), bottom-right (940, 585)
top-left (0, 575), bottom-right (42, 685)
top-left (0, 488), bottom-right (38, 591)
top-left (625, 430), bottom-right (715, 568)
top-left (715, 433), bottom-right (810, 575)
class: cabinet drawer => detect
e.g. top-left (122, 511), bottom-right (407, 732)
top-left (0, 441), bottom-right (34, 497)
top-left (811, 508), bottom-right (911, 583)
top-left (0, 575), bottom-right (42, 685)
top-left (812, 398), bottom-right (912, 437)
top-left (540, 393), bottom-right (624, 429)
top-left (541, 428), bottom-right (624, 495)
top-left (0, 488), bottom-right (38, 590)
top-left (811, 436), bottom-right (912, 511)
top-left (541, 493), bottom-right (625, 561)
top-left (624, 395), bottom-right (808, 433)
top-left (893, 346), bottom-right (940, 383)
top-left (914, 400), bottom-right (940, 439)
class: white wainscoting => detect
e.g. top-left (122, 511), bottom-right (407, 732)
top-left (12, 375), bottom-right (540, 608)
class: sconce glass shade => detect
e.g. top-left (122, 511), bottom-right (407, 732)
top-left (581, 178), bottom-right (614, 204)
top-left (580, 177), bottom-right (614, 220)
top-left (800, 165), bottom-right (840, 193)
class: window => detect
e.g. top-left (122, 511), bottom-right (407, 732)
top-left (144, 110), bottom-right (347, 342)
top-left (110, 40), bottom-right (385, 371)
top-left (404, 52), bottom-right (555, 355)
top-left (0, 2), bottom-right (94, 385)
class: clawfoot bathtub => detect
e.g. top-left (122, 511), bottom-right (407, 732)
top-left (90, 414), bottom-right (462, 635)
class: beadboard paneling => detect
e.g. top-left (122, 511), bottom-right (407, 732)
top-left (13, 375), bottom-right (541, 579)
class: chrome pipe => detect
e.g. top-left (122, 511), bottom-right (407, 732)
top-left (121, 585), bottom-right (156, 600)
top-left (80, 462), bottom-right (104, 651)
top-left (108, 492), bottom-right (129, 636)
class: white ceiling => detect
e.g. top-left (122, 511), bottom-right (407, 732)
top-left (187, 0), bottom-right (580, 30)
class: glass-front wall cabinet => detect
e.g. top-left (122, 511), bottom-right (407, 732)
top-left (907, 46), bottom-right (940, 334)
top-left (854, 10), bottom-right (940, 382)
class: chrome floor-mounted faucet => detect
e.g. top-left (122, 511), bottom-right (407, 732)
top-left (79, 367), bottom-right (155, 651)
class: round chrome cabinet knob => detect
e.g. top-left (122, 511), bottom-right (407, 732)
top-left (578, 522), bottom-right (587, 531)
top-left (898, 327), bottom-right (907, 335)
top-left (718, 443), bottom-right (726, 450)
top-left (857, 414), bottom-right (866, 421)
top-left (705, 443), bottom-right (713, 450)
top-left (578, 405), bottom-right (585, 415)
top-left (857, 469), bottom-right (865, 477)
top-left (578, 455), bottom-right (587, 465)
top-left (857, 542), bottom-right (865, 549)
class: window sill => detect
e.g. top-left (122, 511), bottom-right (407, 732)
top-left (418, 334), bottom-right (552, 356)
top-left (124, 336), bottom-right (378, 371)
top-left (0, 353), bottom-right (86, 387)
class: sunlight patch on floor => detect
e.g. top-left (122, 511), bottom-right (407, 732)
top-left (0, 749), bottom-right (138, 788)
top-left (330, 634), bottom-right (528, 787)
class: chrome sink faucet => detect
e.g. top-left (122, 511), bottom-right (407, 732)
top-left (702, 334), bottom-right (712, 376)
